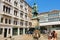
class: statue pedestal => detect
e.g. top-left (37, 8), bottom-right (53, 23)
top-left (31, 17), bottom-right (39, 28)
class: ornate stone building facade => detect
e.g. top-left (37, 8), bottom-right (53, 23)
top-left (0, 0), bottom-right (32, 40)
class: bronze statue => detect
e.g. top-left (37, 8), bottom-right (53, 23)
top-left (32, 3), bottom-right (38, 17)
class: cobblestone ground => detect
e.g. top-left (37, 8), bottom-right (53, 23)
top-left (21, 30), bottom-right (60, 40)
top-left (22, 34), bottom-right (48, 40)
top-left (22, 33), bottom-right (60, 40)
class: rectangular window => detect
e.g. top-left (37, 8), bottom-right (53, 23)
top-left (25, 13), bottom-right (27, 19)
top-left (25, 21), bottom-right (28, 26)
top-left (20, 5), bottom-right (23, 10)
top-left (5, 18), bottom-right (8, 24)
top-left (8, 8), bottom-right (10, 14)
top-left (48, 18), bottom-right (59, 22)
top-left (19, 28), bottom-right (23, 35)
top-left (48, 13), bottom-right (59, 18)
top-left (0, 28), bottom-right (3, 34)
top-left (1, 18), bottom-right (3, 23)
top-left (25, 8), bottom-right (27, 12)
top-left (14, 1), bottom-right (18, 6)
top-left (3, 5), bottom-right (5, 12)
top-left (12, 28), bottom-right (18, 35)
top-left (25, 28), bottom-right (28, 34)
top-left (29, 22), bottom-right (32, 26)
top-left (14, 20), bottom-right (17, 25)
top-left (16, 21), bottom-right (17, 25)
top-left (3, 5), bottom-right (11, 14)
top-left (6, 7), bottom-right (8, 13)
top-left (14, 10), bottom-right (17, 16)
top-left (9, 19), bottom-right (11, 24)
top-left (8, 29), bottom-right (10, 34)
top-left (20, 13), bottom-right (23, 18)
top-left (6, 7), bottom-right (10, 13)
top-left (20, 21), bottom-right (23, 26)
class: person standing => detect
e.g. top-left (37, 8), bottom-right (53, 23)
top-left (32, 29), bottom-right (40, 40)
top-left (48, 32), bottom-right (52, 40)
top-left (51, 31), bottom-right (57, 40)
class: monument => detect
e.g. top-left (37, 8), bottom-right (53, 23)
top-left (32, 0), bottom-right (40, 40)
top-left (32, 1), bottom-right (39, 30)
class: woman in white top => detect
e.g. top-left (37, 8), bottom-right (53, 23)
top-left (48, 32), bottom-right (52, 40)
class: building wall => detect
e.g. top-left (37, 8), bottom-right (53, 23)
top-left (0, 0), bottom-right (32, 40)
top-left (39, 10), bottom-right (60, 32)
top-left (0, 0), bottom-right (32, 28)
top-left (39, 10), bottom-right (60, 26)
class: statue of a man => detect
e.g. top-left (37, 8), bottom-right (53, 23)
top-left (32, 3), bottom-right (38, 17)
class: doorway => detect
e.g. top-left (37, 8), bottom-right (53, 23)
top-left (4, 28), bottom-right (7, 37)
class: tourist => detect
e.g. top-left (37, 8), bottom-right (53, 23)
top-left (48, 32), bottom-right (52, 40)
top-left (51, 31), bottom-right (57, 40)
top-left (32, 29), bottom-right (40, 40)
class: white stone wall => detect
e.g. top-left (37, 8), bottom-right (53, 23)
top-left (0, 0), bottom-right (32, 27)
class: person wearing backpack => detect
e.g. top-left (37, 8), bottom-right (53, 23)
top-left (32, 29), bottom-right (40, 40)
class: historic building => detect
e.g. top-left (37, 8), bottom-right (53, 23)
top-left (0, 0), bottom-right (32, 40)
top-left (39, 10), bottom-right (60, 32)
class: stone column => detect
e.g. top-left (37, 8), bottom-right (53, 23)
top-left (3, 18), bottom-right (5, 24)
top-left (3, 28), bottom-right (4, 37)
top-left (23, 21), bottom-right (25, 27)
top-left (7, 28), bottom-right (9, 37)
top-left (23, 13), bottom-right (25, 20)
top-left (11, 18), bottom-right (14, 25)
top-left (0, 15), bottom-right (1, 23)
top-left (11, 28), bottom-right (12, 36)
top-left (18, 28), bottom-right (19, 35)
top-left (23, 28), bottom-right (25, 34)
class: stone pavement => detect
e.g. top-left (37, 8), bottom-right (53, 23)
top-left (21, 34), bottom-right (48, 40)
top-left (22, 33), bottom-right (60, 40)
top-left (21, 30), bottom-right (60, 40)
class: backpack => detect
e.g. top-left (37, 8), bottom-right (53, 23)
top-left (33, 30), bottom-right (40, 38)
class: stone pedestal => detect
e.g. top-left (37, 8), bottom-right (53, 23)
top-left (31, 17), bottom-right (39, 29)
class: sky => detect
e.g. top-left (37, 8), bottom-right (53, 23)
top-left (25, 0), bottom-right (60, 13)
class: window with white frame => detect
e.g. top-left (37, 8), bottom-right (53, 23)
top-left (25, 13), bottom-right (27, 19)
top-left (25, 21), bottom-right (28, 26)
top-left (20, 20), bottom-right (23, 26)
top-left (1, 17), bottom-right (3, 23)
top-left (0, 28), bottom-right (3, 34)
top-left (9, 19), bottom-right (11, 24)
top-left (25, 8), bottom-right (27, 12)
top-left (5, 18), bottom-right (8, 24)
top-left (12, 28), bottom-right (18, 35)
top-left (29, 22), bottom-right (32, 26)
top-left (14, 20), bottom-right (18, 25)
top-left (14, 10), bottom-right (18, 16)
top-left (20, 5), bottom-right (23, 10)
top-left (20, 11), bottom-right (23, 18)
top-left (19, 28), bottom-right (23, 35)
top-left (3, 5), bottom-right (11, 14)
top-left (14, 1), bottom-right (18, 6)
top-left (8, 28), bottom-right (10, 34)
